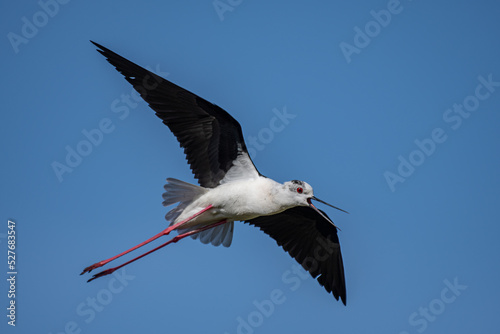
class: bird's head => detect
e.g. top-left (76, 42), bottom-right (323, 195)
top-left (284, 180), bottom-right (348, 227)
top-left (284, 180), bottom-right (314, 206)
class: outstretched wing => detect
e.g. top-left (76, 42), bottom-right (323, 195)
top-left (246, 206), bottom-right (346, 305)
top-left (91, 41), bottom-right (260, 188)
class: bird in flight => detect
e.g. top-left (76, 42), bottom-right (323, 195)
top-left (81, 41), bottom-right (348, 305)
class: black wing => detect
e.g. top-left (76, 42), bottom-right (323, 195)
top-left (91, 41), bottom-right (259, 188)
top-left (246, 206), bottom-right (346, 305)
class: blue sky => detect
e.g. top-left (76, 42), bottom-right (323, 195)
top-left (2, 1), bottom-right (500, 333)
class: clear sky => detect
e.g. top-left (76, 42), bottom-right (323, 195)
top-left (2, 1), bottom-right (500, 333)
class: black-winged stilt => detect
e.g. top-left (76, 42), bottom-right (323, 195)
top-left (81, 41), bottom-right (348, 305)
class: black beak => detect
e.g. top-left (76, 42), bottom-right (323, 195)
top-left (311, 196), bottom-right (349, 214)
top-left (307, 197), bottom-right (348, 229)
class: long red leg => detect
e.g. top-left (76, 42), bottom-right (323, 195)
top-left (87, 219), bottom-right (229, 282)
top-left (80, 204), bottom-right (213, 275)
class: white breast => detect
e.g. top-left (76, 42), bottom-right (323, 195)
top-left (173, 176), bottom-right (291, 228)
top-left (208, 177), bottom-right (286, 220)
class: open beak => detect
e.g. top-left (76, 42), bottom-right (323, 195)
top-left (311, 196), bottom-right (348, 214)
top-left (307, 196), bottom-right (348, 229)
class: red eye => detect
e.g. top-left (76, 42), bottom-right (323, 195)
top-left (297, 187), bottom-right (303, 194)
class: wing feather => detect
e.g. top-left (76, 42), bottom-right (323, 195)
top-left (91, 41), bottom-right (259, 187)
top-left (246, 206), bottom-right (346, 305)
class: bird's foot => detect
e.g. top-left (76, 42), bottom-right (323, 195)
top-left (80, 261), bottom-right (107, 275)
top-left (87, 268), bottom-right (117, 282)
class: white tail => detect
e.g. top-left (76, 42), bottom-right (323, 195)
top-left (162, 178), bottom-right (206, 207)
top-left (162, 178), bottom-right (234, 247)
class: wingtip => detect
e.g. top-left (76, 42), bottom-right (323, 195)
top-left (89, 40), bottom-right (109, 54)
top-left (334, 289), bottom-right (347, 306)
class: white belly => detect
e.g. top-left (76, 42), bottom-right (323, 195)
top-left (174, 177), bottom-right (287, 228)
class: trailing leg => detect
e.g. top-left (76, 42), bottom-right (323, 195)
top-left (87, 219), bottom-right (229, 282)
top-left (80, 204), bottom-right (213, 275)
